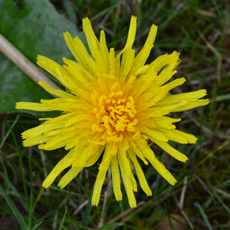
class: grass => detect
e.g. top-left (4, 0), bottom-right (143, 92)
top-left (1, 0), bottom-right (230, 229)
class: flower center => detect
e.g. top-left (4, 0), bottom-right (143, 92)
top-left (92, 91), bottom-right (138, 142)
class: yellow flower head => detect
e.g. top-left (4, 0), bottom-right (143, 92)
top-left (16, 16), bottom-right (209, 208)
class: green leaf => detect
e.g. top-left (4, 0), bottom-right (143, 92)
top-left (0, 53), bottom-right (53, 114)
top-left (0, 0), bottom-right (86, 114)
top-left (97, 223), bottom-right (124, 230)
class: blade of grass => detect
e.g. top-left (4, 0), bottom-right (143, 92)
top-left (214, 220), bottom-right (225, 230)
top-left (207, 180), bottom-right (230, 214)
top-left (0, 185), bottom-right (28, 230)
top-left (0, 173), bottom-right (28, 212)
top-left (196, 140), bottom-right (230, 167)
top-left (82, 192), bottom-right (92, 228)
top-left (33, 188), bottom-right (45, 211)
top-left (194, 202), bottom-right (213, 230)
top-left (31, 221), bottom-right (42, 230)
top-left (214, 93), bottom-right (230, 102)
top-left (9, 122), bottom-right (28, 206)
top-left (0, 115), bottom-right (20, 191)
top-left (59, 206), bottom-right (68, 230)
top-left (0, 115), bottom-right (20, 150)
top-left (118, 201), bottom-right (127, 230)
top-left (91, 4), bottom-right (117, 22)
top-left (197, 29), bottom-right (222, 83)
top-left (97, 222), bottom-right (124, 230)
top-left (164, 204), bottom-right (176, 230)
top-left (28, 189), bottom-right (33, 229)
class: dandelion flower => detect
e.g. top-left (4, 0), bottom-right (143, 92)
top-left (16, 16), bottom-right (209, 208)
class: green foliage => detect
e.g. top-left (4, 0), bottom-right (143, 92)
top-left (0, 0), bottom-right (229, 229)
top-left (0, 185), bottom-right (28, 229)
top-left (0, 53), bottom-right (51, 114)
top-left (97, 223), bottom-right (124, 229)
top-left (0, 0), bottom-right (86, 113)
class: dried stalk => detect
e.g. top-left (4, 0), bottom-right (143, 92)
top-left (0, 33), bottom-right (62, 97)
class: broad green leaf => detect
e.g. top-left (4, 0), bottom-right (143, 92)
top-left (0, 53), bottom-right (52, 114)
top-left (0, 0), bottom-right (86, 114)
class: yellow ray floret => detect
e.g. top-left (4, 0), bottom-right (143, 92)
top-left (16, 16), bottom-right (209, 208)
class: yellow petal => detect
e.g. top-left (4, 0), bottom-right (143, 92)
top-left (62, 57), bottom-right (91, 86)
top-left (121, 49), bottom-right (135, 79)
top-left (42, 148), bottom-right (75, 188)
top-left (123, 16), bottom-right (137, 50)
top-left (118, 142), bottom-right (132, 176)
top-left (83, 18), bottom-right (105, 72)
top-left (111, 155), bottom-right (122, 201)
top-left (158, 128), bottom-right (188, 144)
top-left (22, 123), bottom-right (63, 139)
top-left (149, 51), bottom-right (180, 86)
top-left (100, 30), bottom-right (110, 73)
top-left (39, 126), bottom-right (77, 150)
top-left (118, 152), bottom-right (137, 208)
top-left (139, 126), bottom-right (168, 142)
top-left (132, 44), bottom-right (153, 73)
top-left (38, 81), bottom-right (75, 99)
top-left (23, 135), bottom-right (50, 147)
top-left (164, 78), bottom-right (186, 91)
top-left (63, 31), bottom-right (90, 71)
top-left (143, 24), bottom-right (157, 48)
top-left (37, 55), bottom-right (69, 87)
top-left (109, 48), bottom-right (115, 76)
top-left (91, 157), bottom-right (110, 206)
top-left (135, 138), bottom-right (177, 185)
top-left (152, 139), bottom-right (188, 162)
top-left (130, 141), bottom-right (148, 165)
top-left (16, 102), bottom-right (54, 111)
top-left (170, 99), bottom-right (209, 112)
top-left (159, 89), bottom-right (207, 104)
top-left (129, 150), bottom-right (152, 196)
top-left (73, 145), bottom-right (104, 168)
top-left (130, 171), bottom-right (138, 192)
top-left (171, 129), bottom-right (197, 143)
top-left (157, 128), bottom-right (197, 144)
top-left (58, 167), bottom-right (83, 189)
